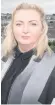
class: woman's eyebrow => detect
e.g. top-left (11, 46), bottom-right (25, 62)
top-left (15, 20), bottom-right (24, 23)
top-left (29, 20), bottom-right (38, 22)
top-left (15, 20), bottom-right (38, 23)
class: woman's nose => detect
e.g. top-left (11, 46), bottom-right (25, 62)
top-left (23, 25), bottom-right (29, 34)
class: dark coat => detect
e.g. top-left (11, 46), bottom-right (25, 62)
top-left (1, 52), bottom-right (55, 104)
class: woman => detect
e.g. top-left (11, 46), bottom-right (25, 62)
top-left (1, 3), bottom-right (55, 104)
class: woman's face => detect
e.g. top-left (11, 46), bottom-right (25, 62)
top-left (13, 9), bottom-right (43, 45)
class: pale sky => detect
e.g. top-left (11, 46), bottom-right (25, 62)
top-left (1, 0), bottom-right (55, 14)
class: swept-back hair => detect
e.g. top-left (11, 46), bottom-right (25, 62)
top-left (2, 3), bottom-right (52, 58)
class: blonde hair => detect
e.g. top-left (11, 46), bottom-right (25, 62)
top-left (2, 3), bottom-right (52, 58)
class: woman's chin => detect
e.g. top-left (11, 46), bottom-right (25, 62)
top-left (19, 40), bottom-right (31, 45)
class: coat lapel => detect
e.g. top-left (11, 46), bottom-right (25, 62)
top-left (21, 52), bottom-right (55, 104)
top-left (7, 55), bottom-right (37, 104)
top-left (1, 55), bottom-right (15, 81)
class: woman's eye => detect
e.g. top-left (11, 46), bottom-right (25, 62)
top-left (31, 23), bottom-right (37, 26)
top-left (16, 23), bottom-right (22, 26)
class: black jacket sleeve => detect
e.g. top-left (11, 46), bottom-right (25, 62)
top-left (39, 66), bottom-right (55, 104)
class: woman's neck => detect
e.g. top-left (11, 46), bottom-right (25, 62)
top-left (18, 43), bottom-right (36, 53)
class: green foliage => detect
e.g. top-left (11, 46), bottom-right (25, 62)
top-left (48, 40), bottom-right (55, 52)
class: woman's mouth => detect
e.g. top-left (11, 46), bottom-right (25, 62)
top-left (22, 36), bottom-right (30, 39)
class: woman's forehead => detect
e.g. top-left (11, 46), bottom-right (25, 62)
top-left (14, 9), bottom-right (41, 21)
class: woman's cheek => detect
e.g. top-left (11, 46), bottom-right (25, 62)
top-left (13, 27), bottom-right (19, 36)
top-left (31, 30), bottom-right (42, 42)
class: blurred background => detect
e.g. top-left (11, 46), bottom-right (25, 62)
top-left (1, 0), bottom-right (55, 51)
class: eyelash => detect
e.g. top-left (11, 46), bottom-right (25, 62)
top-left (31, 23), bottom-right (37, 26)
top-left (16, 23), bottom-right (37, 26)
top-left (16, 23), bottom-right (22, 26)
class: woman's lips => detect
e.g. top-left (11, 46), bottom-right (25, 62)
top-left (22, 36), bottom-right (30, 39)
